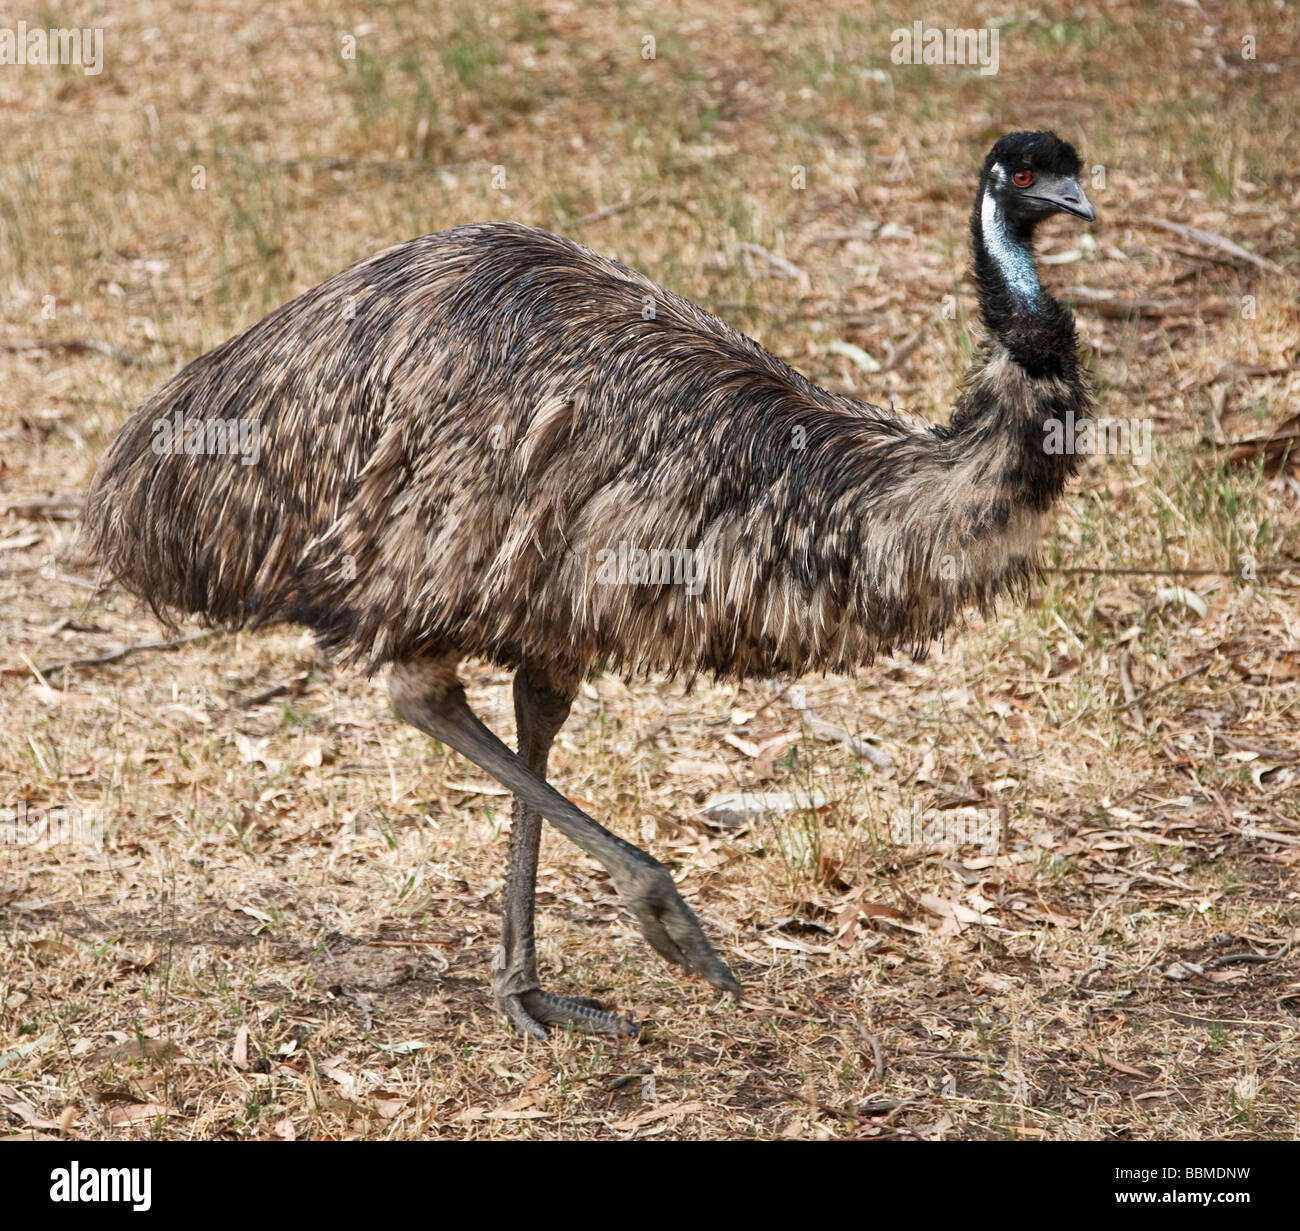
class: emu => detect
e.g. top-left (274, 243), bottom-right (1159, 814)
top-left (86, 131), bottom-right (1095, 1040)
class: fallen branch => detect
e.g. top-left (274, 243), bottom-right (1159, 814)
top-left (1227, 413), bottom-right (1300, 474)
top-left (882, 324), bottom-right (928, 370)
top-left (3, 495), bottom-right (84, 520)
top-left (233, 672), bottom-right (311, 709)
top-left (1204, 938), bottom-right (1294, 970)
top-left (777, 684), bottom-right (893, 769)
top-left (1118, 651), bottom-right (1147, 733)
top-left (235, 683), bottom-right (291, 709)
top-left (1048, 563), bottom-right (1298, 576)
top-left (738, 241), bottom-right (806, 281)
top-left (16, 630), bottom-right (220, 681)
top-left (1079, 1042), bottom-right (1156, 1080)
top-left (214, 146), bottom-right (467, 181)
top-left (571, 191), bottom-right (658, 228)
top-left (1136, 214), bottom-right (1283, 274)
top-left (1116, 660), bottom-right (1215, 715)
top-left (1212, 362), bottom-right (1300, 383)
top-left (1232, 824), bottom-right (1300, 849)
top-left (0, 336), bottom-right (138, 365)
top-left (1066, 285), bottom-right (1229, 319)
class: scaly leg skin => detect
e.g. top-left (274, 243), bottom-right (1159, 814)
top-left (494, 669), bottom-right (636, 1039)
top-left (388, 654), bottom-right (740, 1039)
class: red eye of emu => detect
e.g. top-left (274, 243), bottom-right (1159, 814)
top-left (1012, 169), bottom-right (1034, 187)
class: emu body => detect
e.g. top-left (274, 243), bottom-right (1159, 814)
top-left (87, 131), bottom-right (1095, 1038)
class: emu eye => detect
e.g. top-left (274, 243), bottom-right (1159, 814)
top-left (1012, 169), bottom-right (1034, 187)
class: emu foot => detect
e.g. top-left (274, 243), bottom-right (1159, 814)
top-left (498, 988), bottom-right (638, 1041)
top-left (612, 858), bottom-right (742, 997)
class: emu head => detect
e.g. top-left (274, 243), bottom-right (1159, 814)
top-left (980, 130), bottom-right (1095, 243)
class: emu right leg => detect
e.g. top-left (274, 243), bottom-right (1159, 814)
top-left (495, 668), bottom-right (637, 1039)
top-left (388, 656), bottom-right (739, 1035)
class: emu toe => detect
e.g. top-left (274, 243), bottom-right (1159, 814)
top-left (498, 988), bottom-right (639, 1041)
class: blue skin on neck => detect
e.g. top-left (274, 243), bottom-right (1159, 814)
top-left (981, 180), bottom-right (1042, 312)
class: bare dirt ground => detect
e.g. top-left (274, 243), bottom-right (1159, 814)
top-left (1, 1), bottom-right (1297, 1140)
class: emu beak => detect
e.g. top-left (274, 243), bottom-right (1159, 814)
top-left (1029, 175), bottom-right (1096, 222)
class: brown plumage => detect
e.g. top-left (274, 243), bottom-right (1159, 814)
top-left (85, 131), bottom-right (1096, 1039)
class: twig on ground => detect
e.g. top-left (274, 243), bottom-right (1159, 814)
top-left (17, 630), bottom-right (220, 681)
top-left (738, 242), bottom-right (806, 280)
top-left (3, 495), bottom-right (84, 520)
top-left (857, 1024), bottom-right (886, 1084)
top-left (775, 683), bottom-right (893, 769)
top-left (1116, 659), bottom-right (1215, 716)
top-left (571, 191), bottom-right (659, 228)
top-left (0, 336), bottom-right (139, 365)
top-left (882, 324), bottom-right (928, 370)
top-left (1048, 563), bottom-right (1297, 576)
top-left (1204, 937), bottom-right (1294, 970)
top-left (1212, 362), bottom-right (1300, 382)
top-left (1135, 214), bottom-right (1283, 274)
top-left (1233, 824), bottom-right (1300, 849)
top-left (1066, 285), bottom-right (1229, 318)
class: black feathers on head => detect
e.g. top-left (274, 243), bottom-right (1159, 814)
top-left (983, 130), bottom-right (1084, 180)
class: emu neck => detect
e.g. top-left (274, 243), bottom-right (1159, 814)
top-left (969, 183), bottom-right (1078, 377)
top-left (978, 189), bottom-right (1043, 312)
top-left (948, 183), bottom-right (1091, 511)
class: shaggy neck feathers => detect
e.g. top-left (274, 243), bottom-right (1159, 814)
top-left (946, 169), bottom-right (1092, 513)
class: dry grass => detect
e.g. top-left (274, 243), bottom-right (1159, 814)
top-left (2, 0), bottom-right (1298, 1140)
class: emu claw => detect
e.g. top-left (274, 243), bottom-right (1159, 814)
top-left (498, 988), bottom-right (639, 1040)
top-left (616, 861), bottom-right (741, 997)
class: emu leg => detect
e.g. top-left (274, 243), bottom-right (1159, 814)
top-left (495, 669), bottom-right (636, 1038)
top-left (388, 657), bottom-right (739, 1023)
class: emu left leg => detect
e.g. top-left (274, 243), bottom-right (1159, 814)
top-left (494, 667), bottom-right (637, 1039)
